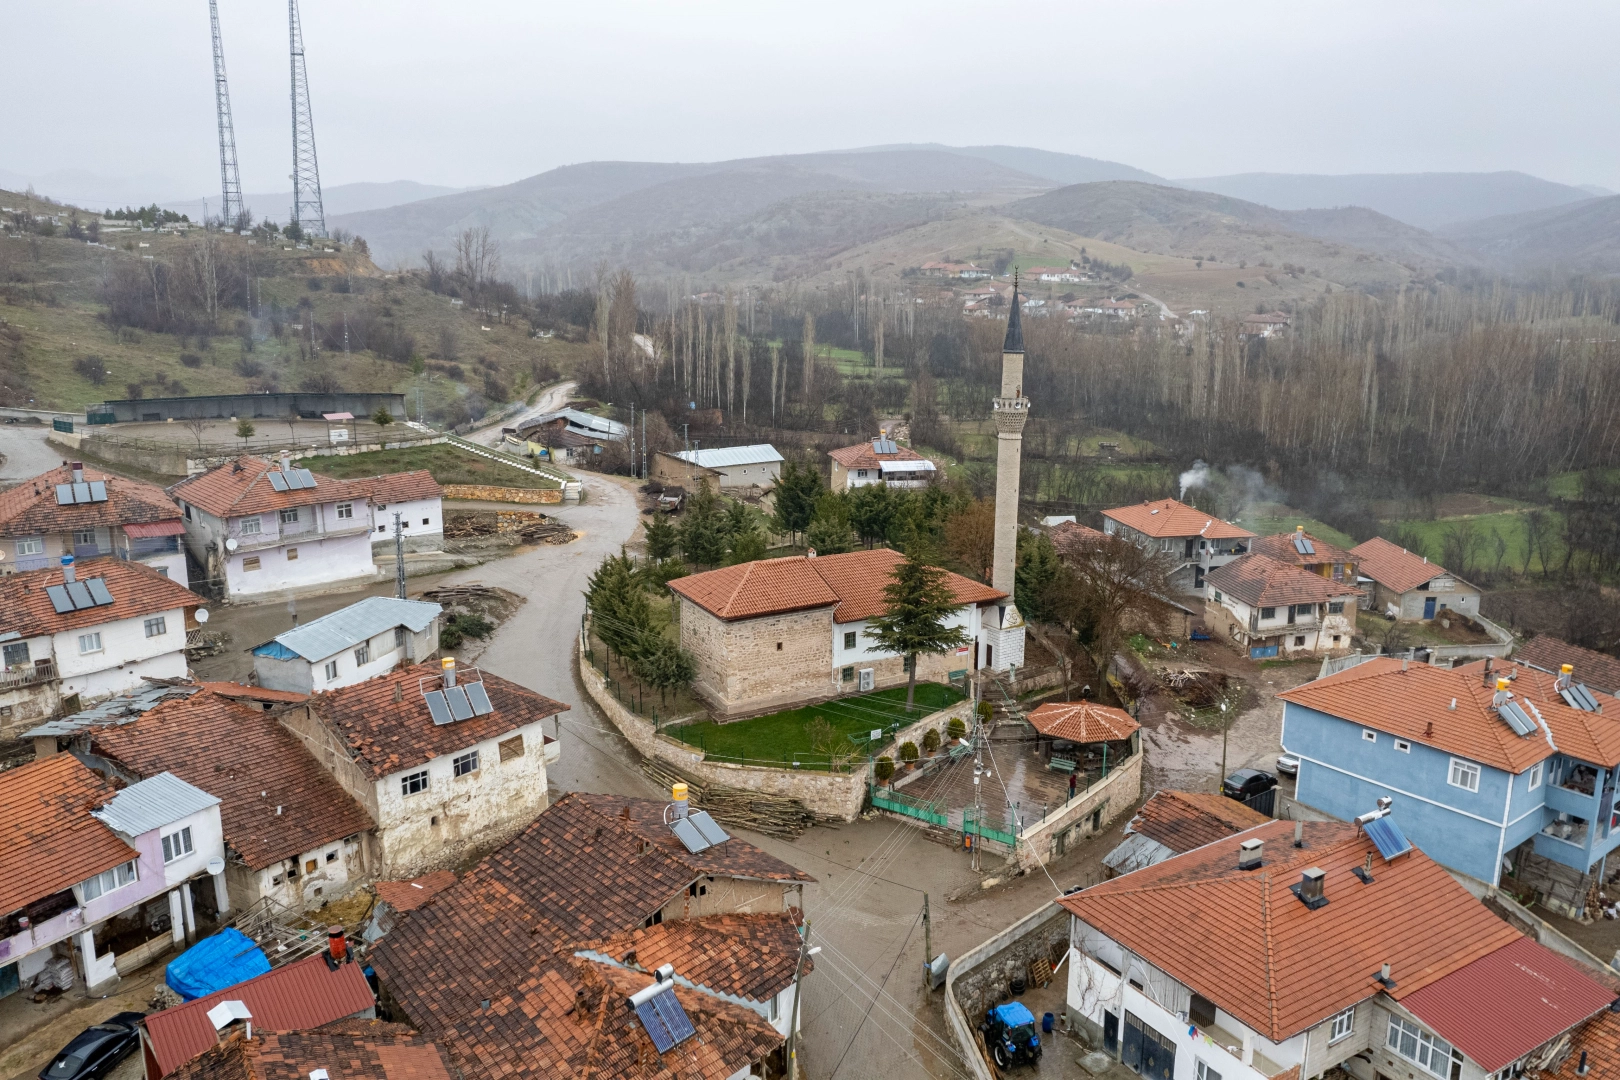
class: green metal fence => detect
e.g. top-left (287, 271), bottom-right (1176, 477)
top-left (962, 806), bottom-right (1018, 848)
top-left (871, 784), bottom-right (949, 827)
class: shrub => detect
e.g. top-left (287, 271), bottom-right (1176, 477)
top-left (898, 741), bottom-right (919, 763)
top-left (976, 701), bottom-right (993, 724)
top-left (922, 729), bottom-right (941, 753)
top-left (873, 756), bottom-right (895, 783)
top-left (947, 717), bottom-right (967, 740)
top-left (447, 612), bottom-right (494, 639)
top-left (72, 356), bottom-right (109, 385)
top-left (179, 353), bottom-right (203, 368)
top-left (235, 357), bottom-right (263, 378)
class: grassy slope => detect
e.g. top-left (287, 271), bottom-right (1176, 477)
top-left (311, 443), bottom-right (558, 489)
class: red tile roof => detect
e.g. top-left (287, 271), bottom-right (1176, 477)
top-left (1400, 936), bottom-right (1613, 1072)
top-left (1102, 498), bottom-right (1254, 540)
top-left (1206, 553), bottom-right (1363, 609)
top-left (171, 457), bottom-right (365, 518)
top-left (1126, 790), bottom-right (1272, 854)
top-left (1554, 1010), bottom-right (1620, 1080)
top-left (1049, 521), bottom-right (1108, 559)
top-left (1454, 660), bottom-right (1620, 768)
top-left (1350, 536), bottom-right (1468, 595)
top-left (144, 954), bottom-right (378, 1076)
top-left (1516, 636), bottom-right (1620, 696)
top-left (1028, 701), bottom-right (1139, 743)
top-left (349, 470), bottom-right (443, 505)
top-left (0, 464), bottom-right (183, 536)
top-left (0, 754), bottom-right (135, 915)
top-left (309, 665), bottom-right (567, 781)
top-left (827, 440), bottom-right (928, 470)
top-left (1059, 819), bottom-right (1523, 1041)
top-left (670, 548), bottom-right (1004, 623)
top-left (1250, 529), bottom-right (1357, 569)
top-left (166, 1023), bottom-right (456, 1080)
top-left (576, 911), bottom-right (808, 1003)
top-left (0, 557), bottom-right (203, 638)
top-left (92, 691), bottom-right (375, 870)
top-left (373, 871), bottom-right (458, 914)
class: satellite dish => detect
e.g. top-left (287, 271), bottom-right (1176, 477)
top-left (225, 537), bottom-right (238, 551)
top-left (0, 550), bottom-right (7, 560)
top-left (195, 609), bottom-right (210, 624)
top-left (206, 855), bottom-right (225, 875)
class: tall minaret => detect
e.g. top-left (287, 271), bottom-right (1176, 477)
top-left (986, 277), bottom-right (1029, 672)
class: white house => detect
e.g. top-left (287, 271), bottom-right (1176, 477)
top-left (0, 462), bottom-right (188, 583)
top-left (826, 436), bottom-right (937, 492)
top-left (283, 659), bottom-right (567, 877)
top-left (1349, 537), bottom-right (1484, 622)
top-left (1204, 552), bottom-right (1361, 660)
top-left (170, 454), bottom-right (378, 599)
top-left (251, 596), bottom-right (443, 693)
top-left (352, 470), bottom-right (445, 554)
top-left (0, 758), bottom-right (225, 999)
top-left (1102, 498), bottom-right (1256, 594)
top-left (0, 556), bottom-right (204, 740)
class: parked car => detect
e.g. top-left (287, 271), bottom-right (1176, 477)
top-left (1222, 768), bottom-right (1278, 801)
top-left (1276, 754), bottom-right (1299, 777)
top-left (981, 1002), bottom-right (1042, 1070)
top-left (39, 1012), bottom-right (145, 1080)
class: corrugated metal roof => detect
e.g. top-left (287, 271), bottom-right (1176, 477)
top-left (526, 409), bottom-right (628, 437)
top-left (143, 952), bottom-right (377, 1076)
top-left (673, 444), bottom-right (784, 469)
top-left (23, 682), bottom-right (201, 738)
top-left (91, 771), bottom-right (219, 837)
top-left (258, 596), bottom-right (442, 662)
top-left (1101, 832), bottom-right (1175, 875)
top-left (1401, 936), bottom-right (1614, 1072)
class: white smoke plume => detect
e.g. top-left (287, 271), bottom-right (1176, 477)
top-left (1179, 460), bottom-right (1211, 499)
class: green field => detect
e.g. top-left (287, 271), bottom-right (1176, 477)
top-left (311, 443), bottom-right (558, 489)
top-left (669, 682), bottom-right (964, 768)
top-left (1234, 504), bottom-right (1355, 548)
top-left (1384, 509), bottom-right (1557, 576)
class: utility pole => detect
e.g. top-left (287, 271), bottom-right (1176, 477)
top-left (922, 893), bottom-right (932, 986)
top-left (393, 511), bottom-right (406, 599)
top-left (787, 921), bottom-right (815, 1080)
top-left (642, 408), bottom-right (647, 482)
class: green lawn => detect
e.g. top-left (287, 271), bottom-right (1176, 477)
top-left (1385, 510), bottom-right (1558, 576)
top-left (669, 682), bottom-right (965, 769)
top-left (311, 443), bottom-right (559, 489)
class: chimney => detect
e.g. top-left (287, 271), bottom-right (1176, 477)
top-left (1378, 963), bottom-right (1395, 988)
top-left (326, 925), bottom-right (348, 963)
top-left (206, 1000), bottom-right (253, 1044)
top-left (1296, 867), bottom-right (1327, 909)
top-left (60, 554), bottom-right (75, 584)
top-left (672, 782), bottom-right (690, 820)
top-left (806, 548), bottom-right (817, 559)
top-left (1577, 1052), bottom-right (1589, 1077)
top-left (1294, 821), bottom-right (1304, 848)
top-left (1558, 664), bottom-right (1575, 692)
top-left (441, 656), bottom-right (457, 688)
top-left (1493, 678), bottom-right (1511, 709)
top-left (1238, 838), bottom-right (1263, 870)
top-left (279, 449), bottom-right (292, 471)
top-left (71, 461), bottom-right (84, 483)
top-left (1482, 657), bottom-right (1493, 687)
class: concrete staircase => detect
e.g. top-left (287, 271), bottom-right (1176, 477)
top-left (443, 434), bottom-right (575, 486)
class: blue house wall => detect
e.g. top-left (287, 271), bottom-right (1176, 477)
top-left (1281, 700), bottom-right (1556, 886)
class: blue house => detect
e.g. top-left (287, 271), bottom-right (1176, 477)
top-left (1280, 657), bottom-right (1620, 913)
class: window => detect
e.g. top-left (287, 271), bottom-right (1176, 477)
top-left (2, 641), bottom-right (29, 668)
top-left (1197, 1062), bottom-right (1222, 1080)
top-left (454, 750), bottom-right (480, 777)
top-left (422, 517), bottom-right (430, 525)
top-left (1448, 758), bottom-right (1481, 792)
top-left (304, 859), bottom-right (318, 874)
top-left (279, 507), bottom-right (300, 524)
top-left (15, 537), bottom-right (43, 556)
top-left (80, 859), bottom-right (138, 901)
top-left (776, 642), bottom-right (782, 651)
top-left (1329, 1005), bottom-right (1355, 1043)
top-left (326, 849), bottom-right (338, 863)
top-left (857, 469), bottom-right (868, 478)
top-left (395, 627), bottom-right (407, 649)
top-left (1294, 635), bottom-right (1306, 647)
top-left (74, 528), bottom-right (98, 547)
top-left (1332, 635), bottom-right (1342, 645)
top-left (1213, 590), bottom-right (1222, 602)
top-left (1529, 762), bottom-right (1543, 790)
top-left (1363, 729), bottom-right (1377, 743)
top-left (1394, 739), bottom-right (1411, 753)
top-left (324, 660), bottom-right (339, 681)
top-left (1388, 1015), bottom-right (1462, 1079)
top-left (242, 556), bottom-right (262, 571)
top-left (841, 666), bottom-right (854, 682)
top-left (162, 826), bottom-right (193, 863)
top-left (400, 770), bottom-right (429, 796)
top-left (498, 735), bottom-right (525, 762)
top-left (355, 643), bottom-right (371, 666)
top-left (336, 501), bottom-right (354, 519)
top-left (78, 632), bottom-right (103, 654)
top-left (1328, 601), bottom-right (1345, 614)
top-left (286, 548), bottom-right (298, 561)
top-left (844, 631), bottom-right (857, 650)
top-left (240, 516), bottom-right (262, 535)
top-left (184, 504), bottom-right (192, 521)
top-left (377, 525), bottom-right (386, 533)
top-left (1260, 606), bottom-right (1276, 620)
top-left (144, 616), bottom-right (167, 638)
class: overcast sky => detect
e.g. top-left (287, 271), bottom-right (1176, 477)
top-left (6, 0), bottom-right (1618, 204)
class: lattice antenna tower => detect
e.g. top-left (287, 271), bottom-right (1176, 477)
top-left (209, 0), bottom-right (244, 227)
top-left (288, 0), bottom-right (326, 237)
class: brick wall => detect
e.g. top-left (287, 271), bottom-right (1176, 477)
top-left (679, 599), bottom-right (835, 717)
top-left (441, 484), bottom-right (562, 505)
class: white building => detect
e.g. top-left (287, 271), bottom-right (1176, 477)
top-left (652, 444), bottom-right (785, 492)
top-left (826, 436), bottom-right (937, 491)
top-left (0, 462), bottom-right (188, 582)
top-left (0, 556), bottom-right (204, 740)
top-left (352, 470), bottom-right (445, 554)
top-left (1204, 552), bottom-right (1361, 660)
top-left (251, 596), bottom-right (443, 693)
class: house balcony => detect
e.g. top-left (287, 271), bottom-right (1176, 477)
top-left (0, 660), bottom-right (57, 691)
top-left (227, 518), bottom-right (372, 551)
top-left (1542, 814), bottom-right (1590, 848)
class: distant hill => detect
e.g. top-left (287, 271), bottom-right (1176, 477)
top-left (158, 180), bottom-right (474, 226)
top-left (1282, 206), bottom-right (1477, 268)
top-left (1440, 196), bottom-right (1620, 274)
top-left (843, 144), bottom-right (1163, 185)
top-left (1174, 171), bottom-right (1594, 230)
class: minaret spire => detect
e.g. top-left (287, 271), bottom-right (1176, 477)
top-left (986, 271), bottom-right (1029, 673)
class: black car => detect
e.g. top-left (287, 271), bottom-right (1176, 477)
top-left (1222, 768), bottom-right (1278, 801)
top-left (39, 1012), bottom-right (145, 1080)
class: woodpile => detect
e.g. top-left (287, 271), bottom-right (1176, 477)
top-left (1160, 666), bottom-right (1228, 707)
top-left (640, 758), bottom-right (820, 839)
top-left (443, 509), bottom-right (575, 545)
top-left (420, 584), bottom-right (506, 606)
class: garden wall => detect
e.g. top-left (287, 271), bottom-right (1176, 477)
top-left (1011, 753), bottom-right (1142, 872)
top-left (881, 697), bottom-right (976, 762)
top-left (441, 484), bottom-right (563, 504)
top-left (944, 900), bottom-right (1071, 1080)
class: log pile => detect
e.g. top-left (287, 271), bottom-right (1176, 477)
top-left (443, 509), bottom-right (575, 544)
top-left (420, 584), bottom-right (506, 607)
top-left (1160, 666), bottom-right (1228, 707)
top-left (640, 758), bottom-right (820, 839)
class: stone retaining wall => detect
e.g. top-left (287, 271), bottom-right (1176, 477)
top-left (944, 900), bottom-right (1070, 1080)
top-left (442, 484), bottom-right (563, 504)
top-left (1011, 753), bottom-right (1142, 871)
top-left (883, 697), bottom-right (975, 760)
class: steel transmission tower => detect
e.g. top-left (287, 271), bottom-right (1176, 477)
top-left (287, 0), bottom-right (326, 237)
top-left (209, 0), bottom-right (244, 227)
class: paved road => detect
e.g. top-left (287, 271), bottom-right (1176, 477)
top-left (0, 422), bottom-right (66, 482)
top-left (463, 380), bottom-right (577, 448)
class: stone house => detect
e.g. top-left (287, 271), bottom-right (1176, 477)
top-left (250, 596), bottom-right (442, 694)
top-left (283, 660), bottom-right (566, 877)
top-left (1102, 498), bottom-right (1255, 594)
top-left (0, 462), bottom-right (188, 582)
top-left (1350, 537), bottom-right (1483, 622)
top-left (1205, 553), bottom-right (1361, 659)
top-left (668, 549), bottom-right (1003, 717)
top-left (650, 444), bottom-right (784, 492)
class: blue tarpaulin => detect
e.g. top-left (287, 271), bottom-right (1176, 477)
top-left (165, 928), bottom-right (271, 1001)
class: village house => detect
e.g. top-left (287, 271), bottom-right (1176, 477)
top-left (0, 756), bottom-right (225, 1000)
top-left (71, 685), bottom-right (377, 913)
top-left (1250, 526), bottom-right (1359, 584)
top-left (1028, 264), bottom-right (1088, 283)
top-left (281, 659), bottom-right (566, 877)
top-left (1102, 498), bottom-right (1255, 593)
top-left (170, 454), bottom-right (380, 598)
top-left (650, 443), bottom-right (784, 492)
top-left (1205, 552), bottom-right (1362, 658)
top-left (1350, 536), bottom-right (1483, 621)
top-left (0, 556), bottom-right (205, 738)
top-left (0, 462), bottom-right (188, 582)
top-left (367, 791), bottom-right (815, 1078)
top-left (514, 407), bottom-right (627, 445)
top-left (919, 261), bottom-right (990, 278)
top-left (827, 434), bottom-right (938, 491)
top-left (159, 1021), bottom-right (453, 1080)
top-left (1240, 310), bottom-right (1292, 338)
top-left (250, 595), bottom-right (443, 693)
top-left (351, 470), bottom-right (444, 554)
top-left (1059, 817), bottom-right (1613, 1080)
top-left (1280, 657), bottom-right (1620, 906)
top-left (668, 548), bottom-right (1003, 717)
top-left (1101, 788), bottom-right (1271, 877)
top-left (1516, 635), bottom-right (1620, 695)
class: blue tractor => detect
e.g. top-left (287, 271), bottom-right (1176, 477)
top-left (981, 1001), bottom-right (1042, 1069)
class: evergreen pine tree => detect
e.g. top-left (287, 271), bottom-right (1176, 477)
top-left (678, 481), bottom-right (729, 568)
top-left (864, 546), bottom-right (970, 709)
top-left (1015, 530), bottom-right (1061, 623)
top-left (771, 459), bottom-right (822, 545)
top-left (644, 515), bottom-right (678, 561)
